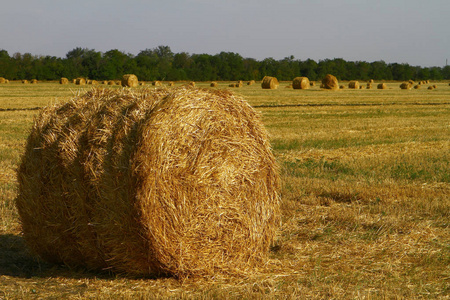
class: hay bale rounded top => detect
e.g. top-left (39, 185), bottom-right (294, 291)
top-left (16, 86), bottom-right (280, 279)
top-left (0, 77), bottom-right (6, 84)
top-left (261, 76), bottom-right (279, 89)
top-left (292, 77), bottom-right (310, 89)
top-left (121, 74), bottom-right (139, 87)
top-left (377, 83), bottom-right (387, 89)
top-left (400, 82), bottom-right (412, 90)
top-left (76, 78), bottom-right (86, 85)
top-left (60, 77), bottom-right (69, 85)
top-left (321, 74), bottom-right (339, 90)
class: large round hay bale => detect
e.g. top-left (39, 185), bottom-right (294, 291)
top-left (16, 86), bottom-right (280, 279)
top-left (76, 78), bottom-right (86, 85)
top-left (292, 77), bottom-right (310, 89)
top-left (414, 84), bottom-right (421, 89)
top-left (121, 74), bottom-right (139, 87)
top-left (108, 80), bottom-right (115, 85)
top-left (400, 82), bottom-right (411, 89)
top-left (377, 83), bottom-right (387, 89)
top-left (31, 79), bottom-right (38, 84)
top-left (348, 81), bottom-right (359, 89)
top-left (247, 80), bottom-right (255, 85)
top-left (22, 80), bottom-right (29, 84)
top-left (261, 76), bottom-right (279, 89)
top-left (210, 82), bottom-right (218, 87)
top-left (0, 77), bottom-right (6, 84)
top-left (321, 74), bottom-right (339, 90)
top-left (60, 77), bottom-right (69, 85)
top-left (310, 81), bottom-right (316, 87)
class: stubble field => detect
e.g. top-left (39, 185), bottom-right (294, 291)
top-left (0, 80), bottom-right (449, 299)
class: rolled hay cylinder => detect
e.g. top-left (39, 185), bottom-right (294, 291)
top-left (76, 78), bottom-right (86, 85)
top-left (366, 83), bottom-right (372, 89)
top-left (189, 81), bottom-right (195, 87)
top-left (236, 81), bottom-right (243, 88)
top-left (261, 76), bottom-right (279, 89)
top-left (247, 80), bottom-right (255, 85)
top-left (22, 80), bottom-right (29, 84)
top-left (348, 81), bottom-right (359, 89)
top-left (428, 86), bottom-right (434, 90)
top-left (121, 74), bottom-right (139, 87)
top-left (369, 79), bottom-right (374, 84)
top-left (210, 82), bottom-right (218, 87)
top-left (152, 81), bottom-right (162, 86)
top-left (15, 86), bottom-right (280, 278)
top-left (339, 85), bottom-right (345, 89)
top-left (400, 82), bottom-right (411, 89)
top-left (321, 74), bottom-right (339, 90)
top-left (108, 80), bottom-right (115, 85)
top-left (168, 82), bottom-right (175, 87)
top-left (377, 83), bottom-right (387, 89)
top-left (31, 79), bottom-right (38, 84)
top-left (414, 84), bottom-right (421, 89)
top-left (0, 77), bottom-right (6, 83)
top-left (310, 81), bottom-right (316, 87)
top-left (60, 77), bottom-right (69, 85)
top-left (292, 77), bottom-right (310, 89)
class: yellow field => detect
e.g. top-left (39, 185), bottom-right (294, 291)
top-left (0, 81), bottom-right (449, 299)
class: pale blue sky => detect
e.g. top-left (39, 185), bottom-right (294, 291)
top-left (1, 0), bottom-right (449, 67)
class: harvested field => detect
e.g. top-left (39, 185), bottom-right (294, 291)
top-left (0, 81), bottom-right (449, 299)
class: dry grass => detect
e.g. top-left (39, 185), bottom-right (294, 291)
top-left (0, 81), bottom-right (449, 299)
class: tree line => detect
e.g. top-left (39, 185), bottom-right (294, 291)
top-left (1, 46), bottom-right (449, 82)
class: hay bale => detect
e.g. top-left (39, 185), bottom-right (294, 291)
top-left (408, 80), bottom-right (415, 85)
top-left (76, 78), bottom-right (86, 85)
top-left (414, 84), bottom-right (421, 89)
top-left (168, 82), bottom-right (174, 87)
top-left (400, 82), bottom-right (411, 89)
top-left (377, 83), bottom-right (387, 89)
top-left (152, 81), bottom-right (162, 86)
top-left (247, 80), bottom-right (255, 85)
top-left (428, 86), bottom-right (434, 90)
top-left (261, 76), bottom-right (279, 89)
top-left (210, 82), bottom-right (218, 87)
top-left (189, 81), bottom-right (195, 87)
top-left (108, 80), bottom-right (115, 85)
top-left (0, 77), bottom-right (6, 84)
top-left (236, 81), bottom-right (243, 88)
top-left (15, 86), bottom-right (280, 278)
top-left (121, 74), bottom-right (138, 87)
top-left (433, 85), bottom-right (437, 89)
top-left (321, 74), bottom-right (339, 90)
top-left (229, 83), bottom-right (237, 87)
top-left (348, 81), bottom-right (359, 89)
top-left (292, 77), bottom-right (310, 89)
top-left (369, 79), bottom-right (374, 84)
top-left (310, 81), bottom-right (316, 87)
top-left (102, 80), bottom-right (108, 85)
top-left (339, 85), bottom-right (345, 89)
top-left (366, 83), bottom-right (372, 89)
top-left (31, 79), bottom-right (38, 84)
top-left (22, 80), bottom-right (29, 84)
top-left (139, 82), bottom-right (145, 86)
top-left (60, 78), bottom-right (69, 85)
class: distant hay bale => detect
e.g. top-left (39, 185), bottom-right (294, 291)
top-left (22, 80), bottom-right (29, 84)
top-left (428, 86), bottom-right (434, 90)
top-left (292, 77), bottom-right (310, 89)
top-left (87, 80), bottom-right (92, 85)
top-left (102, 81), bottom-right (108, 85)
top-left (31, 79), bottom-right (38, 84)
top-left (210, 82), bottom-right (218, 87)
top-left (359, 86), bottom-right (364, 89)
top-left (348, 81), bottom-right (359, 89)
top-left (433, 85), bottom-right (437, 89)
top-left (168, 82), bottom-right (174, 87)
top-left (247, 80), bottom-right (255, 85)
top-left (377, 83), bottom-right (387, 89)
top-left (16, 86), bottom-right (280, 279)
top-left (414, 84), bottom-right (421, 89)
top-left (108, 80), bottom-right (115, 85)
top-left (152, 81), bottom-right (162, 86)
top-left (339, 85), bottom-right (345, 89)
top-left (60, 78), bottom-right (69, 85)
top-left (285, 84), bottom-right (293, 88)
top-left (366, 83), bottom-right (372, 89)
top-left (139, 82), bottom-right (145, 86)
top-left (189, 81), bottom-right (195, 87)
top-left (408, 80), bottom-right (415, 85)
top-left (321, 74), bottom-right (339, 90)
top-left (369, 79), bottom-right (374, 84)
top-left (229, 83), bottom-right (237, 87)
top-left (76, 78), bottom-right (86, 85)
top-left (310, 81), bottom-right (316, 87)
top-left (0, 77), bottom-right (6, 84)
top-left (400, 82), bottom-right (411, 89)
top-left (236, 81), bottom-right (243, 88)
top-left (121, 74), bottom-right (139, 87)
top-left (261, 76), bottom-right (279, 89)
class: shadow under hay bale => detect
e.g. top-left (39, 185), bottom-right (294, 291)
top-left (15, 86), bottom-right (280, 279)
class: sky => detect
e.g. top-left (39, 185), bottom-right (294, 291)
top-left (1, 0), bottom-right (449, 67)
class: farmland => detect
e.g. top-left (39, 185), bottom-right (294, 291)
top-left (0, 80), bottom-right (449, 299)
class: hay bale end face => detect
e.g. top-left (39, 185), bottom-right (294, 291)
top-left (292, 77), bottom-right (310, 89)
top-left (321, 74), bottom-right (339, 90)
top-left (400, 82), bottom-right (411, 89)
top-left (122, 74), bottom-right (139, 87)
top-left (377, 83), bottom-right (387, 89)
top-left (76, 78), bottom-right (86, 85)
top-left (261, 76), bottom-right (279, 89)
top-left (0, 77), bottom-right (6, 84)
top-left (16, 86), bottom-right (280, 279)
top-left (60, 78), bottom-right (69, 85)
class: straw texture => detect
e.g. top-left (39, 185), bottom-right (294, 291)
top-left (321, 74), bottom-right (339, 90)
top-left (16, 86), bottom-right (280, 278)
top-left (261, 76), bottom-right (279, 89)
top-left (292, 77), bottom-right (310, 89)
